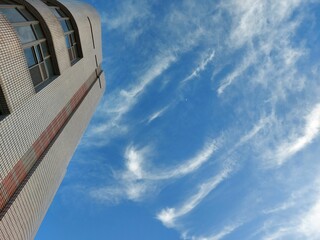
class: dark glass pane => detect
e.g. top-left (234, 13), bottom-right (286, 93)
top-left (68, 48), bottom-right (73, 61)
top-left (40, 62), bottom-right (48, 80)
top-left (18, 8), bottom-right (35, 21)
top-left (57, 8), bottom-right (66, 17)
top-left (72, 45), bottom-right (78, 59)
top-left (51, 8), bottom-right (61, 18)
top-left (0, 8), bottom-right (26, 22)
top-left (66, 20), bottom-right (72, 30)
top-left (24, 47), bottom-right (36, 67)
top-left (70, 32), bottom-right (75, 45)
top-left (33, 24), bottom-right (44, 39)
top-left (15, 25), bottom-right (36, 44)
top-left (35, 45), bottom-right (43, 62)
top-left (45, 58), bottom-right (54, 77)
top-left (41, 41), bottom-right (49, 57)
top-left (65, 35), bottom-right (71, 48)
top-left (60, 20), bottom-right (69, 32)
top-left (30, 65), bottom-right (42, 86)
top-left (0, 85), bottom-right (8, 115)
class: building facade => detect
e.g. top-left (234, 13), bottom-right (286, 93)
top-left (0, 0), bottom-right (105, 239)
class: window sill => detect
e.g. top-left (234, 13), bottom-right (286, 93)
top-left (35, 75), bottom-right (58, 93)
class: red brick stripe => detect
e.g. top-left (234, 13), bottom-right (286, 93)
top-left (0, 189), bottom-right (6, 210)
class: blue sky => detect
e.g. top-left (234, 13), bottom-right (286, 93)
top-left (36, 0), bottom-right (320, 239)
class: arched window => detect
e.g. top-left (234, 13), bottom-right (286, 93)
top-left (0, 0), bottom-right (55, 88)
top-left (42, 0), bottom-right (81, 64)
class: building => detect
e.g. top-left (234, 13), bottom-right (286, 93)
top-left (0, 0), bottom-right (105, 239)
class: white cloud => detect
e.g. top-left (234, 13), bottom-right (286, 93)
top-left (298, 197), bottom-right (320, 238)
top-left (182, 50), bottom-right (215, 83)
top-left (262, 201), bottom-right (295, 215)
top-left (145, 139), bottom-right (218, 180)
top-left (90, 139), bottom-right (219, 203)
top-left (101, 0), bottom-right (151, 29)
top-left (182, 223), bottom-right (242, 240)
top-left (108, 54), bottom-right (176, 116)
top-left (147, 104), bottom-right (171, 124)
top-left (231, 116), bottom-right (270, 152)
top-left (124, 145), bottom-right (148, 179)
top-left (262, 228), bottom-right (291, 240)
top-left (262, 186), bottom-right (313, 215)
top-left (157, 164), bottom-right (233, 228)
top-left (217, 49), bottom-right (255, 95)
top-left (259, 195), bottom-right (320, 240)
top-left (84, 1), bottom-right (320, 240)
top-left (84, 1), bottom-right (224, 147)
top-left (84, 53), bottom-right (176, 146)
top-left (227, 0), bottom-right (303, 49)
top-left (274, 103), bottom-right (320, 165)
top-left (204, 224), bottom-right (241, 240)
top-left (216, 0), bottom-right (305, 97)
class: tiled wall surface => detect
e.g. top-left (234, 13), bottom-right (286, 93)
top-left (25, 0), bottom-right (71, 73)
top-left (0, 15), bottom-right (35, 113)
top-left (0, 0), bottom-right (105, 239)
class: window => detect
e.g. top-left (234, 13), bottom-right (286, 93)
top-left (0, 85), bottom-right (9, 116)
top-left (42, 0), bottom-right (80, 64)
top-left (0, 1), bottom-right (55, 88)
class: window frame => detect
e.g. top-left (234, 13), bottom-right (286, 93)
top-left (42, 0), bottom-right (82, 65)
top-left (48, 5), bottom-right (80, 64)
top-left (0, 2), bottom-right (56, 88)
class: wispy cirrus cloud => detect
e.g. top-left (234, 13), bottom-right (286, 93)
top-left (90, 139), bottom-right (219, 203)
top-left (181, 224), bottom-right (241, 240)
top-left (258, 192), bottom-right (320, 240)
top-left (157, 163), bottom-right (233, 228)
top-left (100, 0), bottom-right (152, 39)
top-left (298, 196), bottom-right (320, 239)
top-left (75, 1), bottom-right (320, 240)
top-left (83, 53), bottom-right (176, 146)
top-left (145, 140), bottom-right (218, 180)
top-left (84, 0), bottom-right (221, 147)
top-left (146, 104), bottom-right (171, 124)
top-left (217, 49), bottom-right (255, 95)
top-left (155, 118), bottom-right (268, 236)
top-left (274, 103), bottom-right (320, 166)
top-left (262, 227), bottom-right (291, 240)
top-left (182, 50), bottom-right (215, 84)
top-left (217, 0), bottom-right (306, 98)
top-left (194, 224), bottom-right (242, 240)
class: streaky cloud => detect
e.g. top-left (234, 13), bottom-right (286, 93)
top-left (217, 50), bottom-right (255, 95)
top-left (145, 139), bottom-right (218, 180)
top-left (147, 104), bottom-right (171, 124)
top-left (230, 116), bottom-right (270, 153)
top-left (156, 163), bottom-right (233, 228)
top-left (274, 103), bottom-right (320, 166)
top-left (182, 222), bottom-right (242, 240)
top-left (262, 228), bottom-right (291, 240)
top-left (100, 0), bottom-right (151, 36)
top-left (90, 139), bottom-right (219, 203)
top-left (260, 195), bottom-right (320, 240)
top-left (182, 50), bottom-right (215, 84)
top-left (84, 53), bottom-right (176, 146)
top-left (298, 196), bottom-right (320, 238)
top-left (217, 0), bottom-right (304, 96)
top-left (203, 224), bottom-right (242, 240)
top-left (124, 145), bottom-right (149, 179)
